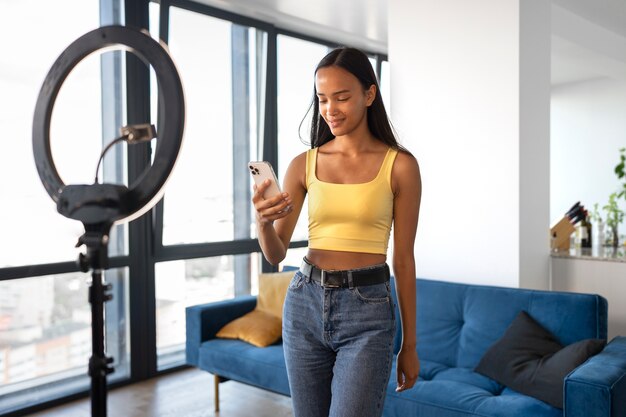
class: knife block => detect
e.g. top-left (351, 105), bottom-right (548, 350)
top-left (550, 217), bottom-right (575, 251)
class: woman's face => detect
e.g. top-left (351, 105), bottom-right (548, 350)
top-left (315, 65), bottom-right (375, 138)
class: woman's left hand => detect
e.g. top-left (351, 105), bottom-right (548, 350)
top-left (396, 348), bottom-right (419, 392)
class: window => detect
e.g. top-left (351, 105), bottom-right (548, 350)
top-left (152, 3), bottom-right (269, 370)
top-left (155, 253), bottom-right (260, 369)
top-left (0, 269), bottom-right (129, 413)
top-left (380, 60), bottom-right (391, 113)
top-left (160, 7), bottom-right (266, 246)
top-left (0, 0), bottom-right (128, 267)
top-left (0, 0), bottom-right (129, 413)
top-left (277, 35), bottom-right (329, 242)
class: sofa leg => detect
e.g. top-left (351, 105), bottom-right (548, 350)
top-left (214, 374), bottom-right (220, 412)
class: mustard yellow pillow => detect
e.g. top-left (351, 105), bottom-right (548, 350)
top-left (216, 270), bottom-right (295, 347)
top-left (256, 270), bottom-right (295, 319)
top-left (215, 309), bottom-right (282, 347)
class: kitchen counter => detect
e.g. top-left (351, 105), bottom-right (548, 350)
top-left (551, 247), bottom-right (626, 340)
top-left (551, 246), bottom-right (626, 263)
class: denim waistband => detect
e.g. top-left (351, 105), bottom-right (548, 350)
top-left (299, 257), bottom-right (390, 288)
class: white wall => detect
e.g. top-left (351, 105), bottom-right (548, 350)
top-left (520, 0), bottom-right (552, 290)
top-left (551, 78), bottom-right (626, 230)
top-left (388, 0), bottom-right (550, 288)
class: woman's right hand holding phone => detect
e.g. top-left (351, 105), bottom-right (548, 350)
top-left (252, 179), bottom-right (293, 226)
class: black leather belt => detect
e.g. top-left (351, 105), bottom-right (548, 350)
top-left (299, 258), bottom-right (390, 288)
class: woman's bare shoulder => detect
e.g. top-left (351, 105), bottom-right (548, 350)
top-left (288, 150), bottom-right (309, 170)
top-left (392, 149), bottom-right (421, 191)
top-left (284, 150), bottom-right (310, 187)
top-left (394, 149), bottom-right (419, 172)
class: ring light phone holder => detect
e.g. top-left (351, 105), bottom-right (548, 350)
top-left (32, 25), bottom-right (185, 417)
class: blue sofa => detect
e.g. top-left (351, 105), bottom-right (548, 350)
top-left (186, 277), bottom-right (626, 416)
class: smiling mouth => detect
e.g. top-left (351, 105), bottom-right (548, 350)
top-left (328, 119), bottom-right (343, 127)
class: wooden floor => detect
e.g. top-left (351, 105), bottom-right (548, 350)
top-left (28, 368), bottom-right (293, 417)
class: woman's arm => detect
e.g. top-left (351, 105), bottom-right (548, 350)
top-left (391, 151), bottom-right (422, 392)
top-left (253, 152), bottom-right (307, 265)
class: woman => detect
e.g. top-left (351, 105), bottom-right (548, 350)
top-left (253, 47), bottom-right (421, 417)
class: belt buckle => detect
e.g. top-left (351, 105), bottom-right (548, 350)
top-left (320, 270), bottom-right (340, 288)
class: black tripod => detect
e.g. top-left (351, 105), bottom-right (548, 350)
top-left (77, 224), bottom-right (115, 417)
top-left (32, 25), bottom-right (185, 417)
top-left (57, 182), bottom-right (133, 416)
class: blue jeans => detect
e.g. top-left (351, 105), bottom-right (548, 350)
top-left (282, 268), bottom-right (396, 417)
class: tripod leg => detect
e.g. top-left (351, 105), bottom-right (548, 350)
top-left (89, 269), bottom-right (109, 417)
top-left (91, 368), bottom-right (107, 417)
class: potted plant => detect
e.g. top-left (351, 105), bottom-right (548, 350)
top-left (609, 147), bottom-right (626, 248)
top-left (603, 192), bottom-right (624, 248)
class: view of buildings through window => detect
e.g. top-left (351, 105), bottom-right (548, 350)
top-left (0, 270), bottom-right (128, 387)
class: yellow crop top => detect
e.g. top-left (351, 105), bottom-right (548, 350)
top-left (306, 147), bottom-right (398, 255)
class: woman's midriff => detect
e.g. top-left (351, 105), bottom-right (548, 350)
top-left (306, 248), bottom-right (387, 271)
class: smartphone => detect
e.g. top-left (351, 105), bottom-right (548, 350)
top-left (248, 161), bottom-right (282, 199)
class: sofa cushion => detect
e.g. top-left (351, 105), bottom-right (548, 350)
top-left (475, 311), bottom-right (605, 408)
top-left (216, 271), bottom-right (294, 347)
top-left (215, 309), bottom-right (283, 347)
top-left (473, 388), bottom-right (563, 417)
top-left (384, 358), bottom-right (561, 417)
top-left (399, 279), bottom-right (608, 369)
top-left (256, 270), bottom-right (295, 318)
top-left (198, 338), bottom-right (290, 395)
top-left (418, 359), bottom-right (503, 394)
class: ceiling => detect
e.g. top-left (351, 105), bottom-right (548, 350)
top-left (552, 0), bottom-right (626, 39)
top-left (198, 0), bottom-right (625, 85)
top-left (552, 0), bottom-right (626, 85)
top-left (197, 0), bottom-right (388, 53)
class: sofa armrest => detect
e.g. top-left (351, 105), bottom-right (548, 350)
top-left (564, 336), bottom-right (626, 417)
top-left (185, 296), bottom-right (257, 366)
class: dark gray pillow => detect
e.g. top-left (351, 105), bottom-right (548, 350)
top-left (475, 311), bottom-right (605, 409)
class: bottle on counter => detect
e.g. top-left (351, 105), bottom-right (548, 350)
top-left (574, 223), bottom-right (582, 249)
top-left (581, 210), bottom-right (592, 248)
top-left (594, 219), bottom-right (605, 248)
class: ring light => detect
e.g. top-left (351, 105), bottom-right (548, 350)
top-left (33, 25), bottom-right (185, 226)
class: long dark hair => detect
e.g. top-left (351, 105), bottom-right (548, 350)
top-left (300, 47), bottom-right (401, 149)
